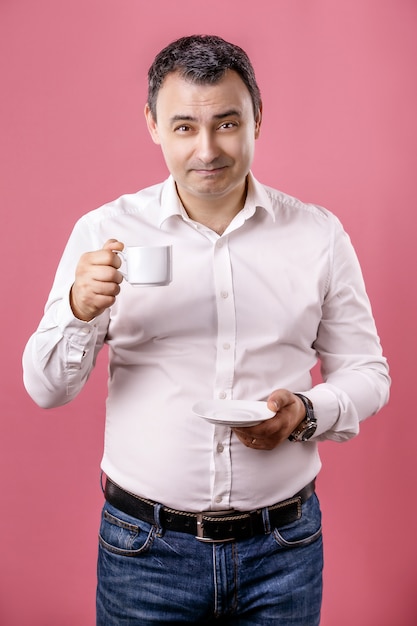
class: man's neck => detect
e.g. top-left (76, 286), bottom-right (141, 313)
top-left (176, 180), bottom-right (248, 235)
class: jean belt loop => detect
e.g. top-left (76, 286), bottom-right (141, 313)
top-left (261, 506), bottom-right (271, 534)
top-left (153, 502), bottom-right (164, 537)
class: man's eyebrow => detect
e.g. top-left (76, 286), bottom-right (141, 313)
top-left (169, 115), bottom-right (196, 124)
top-left (169, 109), bottom-right (242, 124)
top-left (213, 109), bottom-right (242, 120)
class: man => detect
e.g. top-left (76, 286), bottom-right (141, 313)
top-left (23, 35), bottom-right (390, 625)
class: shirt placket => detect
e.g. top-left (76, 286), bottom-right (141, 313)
top-left (210, 236), bottom-right (236, 509)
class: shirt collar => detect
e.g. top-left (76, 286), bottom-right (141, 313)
top-left (158, 177), bottom-right (184, 227)
top-left (158, 172), bottom-right (276, 228)
top-left (242, 172), bottom-right (276, 222)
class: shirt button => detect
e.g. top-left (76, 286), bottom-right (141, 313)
top-left (217, 443), bottom-right (224, 453)
top-left (223, 342), bottom-right (230, 350)
top-left (215, 496), bottom-right (223, 504)
top-left (218, 391), bottom-right (227, 399)
top-left (220, 290), bottom-right (229, 299)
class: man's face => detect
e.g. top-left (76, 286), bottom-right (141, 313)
top-left (145, 70), bottom-right (261, 209)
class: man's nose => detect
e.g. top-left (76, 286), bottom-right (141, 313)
top-left (195, 130), bottom-right (220, 163)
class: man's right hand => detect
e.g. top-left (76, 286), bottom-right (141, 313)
top-left (70, 239), bottom-right (124, 321)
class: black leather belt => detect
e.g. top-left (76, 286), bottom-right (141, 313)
top-left (104, 477), bottom-right (315, 542)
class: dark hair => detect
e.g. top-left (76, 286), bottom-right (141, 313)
top-left (147, 35), bottom-right (261, 120)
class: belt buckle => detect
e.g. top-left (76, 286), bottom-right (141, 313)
top-left (195, 510), bottom-right (236, 543)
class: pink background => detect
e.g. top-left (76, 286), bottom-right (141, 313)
top-left (1, 0), bottom-right (416, 624)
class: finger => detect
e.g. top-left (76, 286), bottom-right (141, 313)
top-left (81, 248), bottom-right (121, 270)
top-left (235, 431), bottom-right (276, 450)
top-left (101, 240), bottom-right (124, 269)
top-left (232, 424), bottom-right (260, 438)
top-left (91, 265), bottom-right (123, 285)
top-left (233, 430), bottom-right (259, 448)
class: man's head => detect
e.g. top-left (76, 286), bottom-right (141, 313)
top-left (147, 35), bottom-right (261, 121)
top-left (144, 35), bottom-right (262, 217)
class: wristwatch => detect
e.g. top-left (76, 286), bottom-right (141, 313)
top-left (288, 394), bottom-right (317, 442)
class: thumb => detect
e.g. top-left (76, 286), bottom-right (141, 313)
top-left (102, 239), bottom-right (124, 252)
top-left (266, 388), bottom-right (294, 413)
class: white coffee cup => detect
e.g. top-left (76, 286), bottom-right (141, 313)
top-left (116, 245), bottom-right (172, 286)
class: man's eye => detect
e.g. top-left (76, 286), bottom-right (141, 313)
top-left (219, 122), bottom-right (237, 130)
top-left (175, 125), bottom-right (191, 133)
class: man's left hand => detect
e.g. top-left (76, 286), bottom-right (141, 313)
top-left (233, 389), bottom-right (306, 450)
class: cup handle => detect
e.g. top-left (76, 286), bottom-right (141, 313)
top-left (113, 250), bottom-right (127, 280)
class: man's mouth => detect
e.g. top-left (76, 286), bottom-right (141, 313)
top-left (191, 164), bottom-right (228, 175)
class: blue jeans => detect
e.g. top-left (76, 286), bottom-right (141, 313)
top-left (96, 493), bottom-right (323, 625)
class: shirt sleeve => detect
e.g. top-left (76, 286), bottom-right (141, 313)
top-left (304, 219), bottom-right (390, 441)
top-left (22, 217), bottom-right (109, 408)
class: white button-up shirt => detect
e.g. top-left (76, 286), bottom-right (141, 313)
top-left (23, 174), bottom-right (390, 511)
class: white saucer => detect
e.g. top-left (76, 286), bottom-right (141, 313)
top-left (192, 400), bottom-right (275, 427)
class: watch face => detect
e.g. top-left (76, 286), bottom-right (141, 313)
top-left (300, 424), bottom-right (317, 440)
top-left (290, 418), bottom-right (317, 441)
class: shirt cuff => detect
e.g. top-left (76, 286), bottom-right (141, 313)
top-left (300, 383), bottom-right (359, 441)
top-left (56, 293), bottom-right (99, 339)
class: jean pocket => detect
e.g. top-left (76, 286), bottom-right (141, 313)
top-left (98, 504), bottom-right (155, 557)
top-left (272, 494), bottom-right (323, 549)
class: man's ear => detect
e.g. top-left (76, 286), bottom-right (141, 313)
top-left (254, 103), bottom-right (263, 139)
top-left (144, 103), bottom-right (161, 145)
